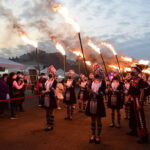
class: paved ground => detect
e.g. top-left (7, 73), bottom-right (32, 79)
top-left (0, 94), bottom-right (150, 150)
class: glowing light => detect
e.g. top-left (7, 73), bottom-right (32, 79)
top-left (101, 42), bottom-right (117, 55)
top-left (121, 56), bottom-right (133, 62)
top-left (142, 68), bottom-right (150, 74)
top-left (87, 39), bottom-right (101, 54)
top-left (55, 42), bottom-right (66, 56)
top-left (139, 59), bottom-right (149, 65)
top-left (86, 61), bottom-right (92, 66)
top-left (19, 32), bottom-right (38, 48)
top-left (73, 51), bottom-right (83, 58)
top-left (124, 67), bottom-right (131, 72)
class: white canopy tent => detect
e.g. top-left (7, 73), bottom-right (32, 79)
top-left (0, 57), bottom-right (25, 69)
top-left (40, 67), bottom-right (48, 74)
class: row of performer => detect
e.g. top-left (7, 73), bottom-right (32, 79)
top-left (0, 63), bottom-right (149, 144)
top-left (35, 64), bottom-right (150, 144)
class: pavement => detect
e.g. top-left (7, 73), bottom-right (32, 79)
top-left (0, 95), bottom-right (150, 150)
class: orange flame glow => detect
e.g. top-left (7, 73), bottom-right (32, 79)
top-left (52, 4), bottom-right (80, 33)
top-left (142, 68), bottom-right (150, 74)
top-left (86, 61), bottom-right (92, 66)
top-left (73, 51), bottom-right (83, 58)
top-left (101, 42), bottom-right (117, 55)
top-left (124, 67), bottom-right (131, 72)
top-left (55, 42), bottom-right (66, 56)
top-left (19, 32), bottom-right (38, 48)
top-left (121, 56), bottom-right (133, 62)
top-left (138, 59), bottom-right (149, 65)
top-left (109, 65), bottom-right (119, 70)
top-left (87, 39), bottom-right (101, 54)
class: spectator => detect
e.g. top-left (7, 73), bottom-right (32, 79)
top-left (0, 74), bottom-right (9, 116)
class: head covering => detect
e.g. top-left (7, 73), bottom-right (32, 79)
top-left (93, 63), bottom-right (104, 80)
top-left (68, 70), bottom-right (75, 76)
top-left (47, 65), bottom-right (57, 76)
top-left (112, 76), bottom-right (119, 81)
top-left (131, 64), bottom-right (142, 73)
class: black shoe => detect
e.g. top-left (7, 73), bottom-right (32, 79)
top-left (109, 124), bottom-right (115, 128)
top-left (126, 131), bottom-right (137, 136)
top-left (124, 117), bottom-right (129, 120)
top-left (137, 136), bottom-right (149, 144)
top-left (68, 118), bottom-right (73, 120)
top-left (89, 136), bottom-right (95, 143)
top-left (64, 117), bottom-right (70, 120)
top-left (95, 137), bottom-right (101, 144)
top-left (44, 126), bottom-right (53, 131)
top-left (116, 124), bottom-right (121, 128)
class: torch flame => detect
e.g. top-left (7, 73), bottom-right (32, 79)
top-left (109, 65), bottom-right (119, 70)
top-left (19, 32), bottom-right (38, 48)
top-left (52, 4), bottom-right (80, 33)
top-left (55, 42), bottom-right (66, 56)
top-left (87, 40), bottom-right (101, 54)
top-left (121, 56), bottom-right (133, 62)
top-left (138, 59), bottom-right (149, 65)
top-left (142, 68), bottom-right (150, 74)
top-left (86, 61), bottom-right (92, 66)
top-left (101, 42), bottom-right (117, 55)
top-left (73, 51), bottom-right (83, 58)
top-left (124, 67), bottom-right (131, 72)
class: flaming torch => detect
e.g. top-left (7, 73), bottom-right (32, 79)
top-left (86, 61), bottom-right (92, 66)
top-left (87, 38), bottom-right (108, 76)
top-left (73, 51), bottom-right (83, 74)
top-left (19, 31), bottom-right (40, 74)
top-left (142, 68), bottom-right (150, 75)
top-left (138, 59), bottom-right (149, 66)
top-left (55, 42), bottom-right (66, 77)
top-left (101, 41), bottom-right (122, 77)
top-left (52, 4), bottom-right (88, 75)
top-left (121, 56), bottom-right (133, 62)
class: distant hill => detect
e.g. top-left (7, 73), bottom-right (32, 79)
top-left (9, 50), bottom-right (86, 73)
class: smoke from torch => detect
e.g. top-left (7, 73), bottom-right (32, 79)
top-left (52, 4), bottom-right (80, 33)
top-left (14, 24), bottom-right (38, 48)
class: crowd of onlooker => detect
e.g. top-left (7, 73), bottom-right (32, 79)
top-left (0, 72), bottom-right (27, 119)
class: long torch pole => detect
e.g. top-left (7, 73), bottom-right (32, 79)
top-left (64, 55), bottom-right (67, 78)
top-left (78, 32), bottom-right (88, 75)
top-left (115, 54), bottom-right (123, 77)
top-left (36, 48), bottom-right (40, 75)
top-left (77, 57), bottom-right (81, 75)
top-left (100, 53), bottom-right (108, 77)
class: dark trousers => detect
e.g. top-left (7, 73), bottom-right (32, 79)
top-left (10, 101), bottom-right (17, 117)
top-left (129, 98), bottom-right (148, 137)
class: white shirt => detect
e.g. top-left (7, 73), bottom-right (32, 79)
top-left (111, 82), bottom-right (119, 90)
top-left (92, 81), bottom-right (102, 93)
top-left (45, 80), bottom-right (54, 92)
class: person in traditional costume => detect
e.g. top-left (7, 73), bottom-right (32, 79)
top-left (123, 79), bottom-right (131, 120)
top-left (63, 70), bottom-right (76, 120)
top-left (86, 63), bottom-right (106, 144)
top-left (42, 65), bottom-right (57, 131)
top-left (77, 74), bottom-right (89, 112)
top-left (107, 76), bottom-right (124, 128)
top-left (127, 64), bottom-right (149, 144)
